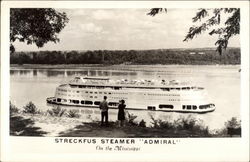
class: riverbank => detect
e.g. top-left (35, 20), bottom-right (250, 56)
top-left (10, 48), bottom-right (240, 65)
top-left (10, 63), bottom-right (241, 68)
top-left (10, 102), bottom-right (241, 137)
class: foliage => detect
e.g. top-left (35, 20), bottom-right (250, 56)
top-left (225, 117), bottom-right (241, 128)
top-left (126, 112), bottom-right (138, 126)
top-left (148, 8), bottom-right (240, 55)
top-left (147, 8), bottom-right (167, 16)
top-left (47, 106), bottom-right (66, 117)
top-left (10, 8), bottom-right (69, 53)
top-left (10, 102), bottom-right (19, 116)
top-left (23, 101), bottom-right (38, 114)
top-left (138, 119), bottom-right (146, 127)
top-left (10, 48), bottom-right (240, 65)
top-left (150, 115), bottom-right (174, 129)
top-left (177, 115), bottom-right (197, 130)
top-left (150, 115), bottom-right (209, 136)
top-left (222, 117), bottom-right (241, 137)
top-left (67, 110), bottom-right (81, 118)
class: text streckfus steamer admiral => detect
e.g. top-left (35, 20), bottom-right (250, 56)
top-left (55, 138), bottom-right (180, 145)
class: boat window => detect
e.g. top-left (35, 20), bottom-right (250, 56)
top-left (96, 86), bottom-right (104, 89)
top-left (90, 96), bottom-right (93, 98)
top-left (114, 87), bottom-right (122, 90)
top-left (199, 104), bottom-right (211, 109)
top-left (161, 88), bottom-right (170, 91)
top-left (72, 100), bottom-right (79, 104)
top-left (108, 102), bottom-right (119, 106)
top-left (147, 106), bottom-right (156, 110)
top-left (104, 92), bottom-right (107, 94)
top-left (77, 91), bottom-right (80, 93)
top-left (81, 100), bottom-right (85, 104)
top-left (176, 88), bottom-right (181, 90)
top-left (94, 101), bottom-right (100, 105)
top-left (187, 105), bottom-right (192, 109)
top-left (99, 92), bottom-right (102, 94)
top-left (109, 92), bottom-right (112, 94)
top-left (159, 104), bottom-right (174, 109)
top-left (193, 105), bottom-right (197, 110)
top-left (70, 85), bottom-right (78, 88)
top-left (182, 105), bottom-right (186, 109)
top-left (95, 92), bottom-right (98, 94)
top-left (85, 101), bottom-right (93, 105)
top-left (90, 92), bottom-right (93, 94)
top-left (57, 98), bottom-right (61, 102)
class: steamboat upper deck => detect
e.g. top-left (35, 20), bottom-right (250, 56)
top-left (67, 76), bottom-right (204, 91)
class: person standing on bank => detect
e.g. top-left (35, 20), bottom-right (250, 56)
top-left (99, 96), bottom-right (109, 126)
top-left (118, 100), bottom-right (126, 127)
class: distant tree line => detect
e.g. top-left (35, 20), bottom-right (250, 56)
top-left (10, 48), bottom-right (240, 65)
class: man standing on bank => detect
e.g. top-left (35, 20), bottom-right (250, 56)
top-left (99, 96), bottom-right (109, 126)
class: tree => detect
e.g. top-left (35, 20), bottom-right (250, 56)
top-left (10, 8), bottom-right (69, 53)
top-left (147, 8), bottom-right (240, 55)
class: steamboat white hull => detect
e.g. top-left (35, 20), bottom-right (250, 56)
top-left (46, 76), bottom-right (215, 113)
top-left (46, 97), bottom-right (215, 113)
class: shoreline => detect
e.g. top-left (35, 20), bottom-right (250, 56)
top-left (10, 64), bottom-right (241, 70)
top-left (10, 104), bottom-right (241, 137)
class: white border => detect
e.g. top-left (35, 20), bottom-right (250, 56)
top-left (1, 1), bottom-right (249, 162)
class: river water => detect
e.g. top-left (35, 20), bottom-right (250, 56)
top-left (10, 65), bottom-right (241, 131)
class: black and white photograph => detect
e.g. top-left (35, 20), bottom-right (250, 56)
top-left (1, 1), bottom-right (249, 162)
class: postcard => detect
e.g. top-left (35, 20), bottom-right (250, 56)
top-left (1, 1), bottom-right (249, 161)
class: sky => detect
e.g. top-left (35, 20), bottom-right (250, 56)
top-left (13, 8), bottom-right (240, 51)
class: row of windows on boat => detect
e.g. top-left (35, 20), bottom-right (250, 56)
top-left (57, 93), bottom-right (179, 101)
top-left (182, 104), bottom-right (215, 110)
top-left (149, 104), bottom-right (214, 110)
top-left (56, 98), bottom-right (119, 106)
top-left (58, 89), bottom-right (128, 95)
top-left (67, 85), bottom-right (204, 91)
top-left (55, 98), bottom-right (214, 110)
top-left (57, 93), bottom-right (128, 100)
top-left (57, 90), bottom-right (180, 97)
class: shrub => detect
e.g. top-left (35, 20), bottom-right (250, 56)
top-left (225, 117), bottom-right (241, 128)
top-left (158, 120), bottom-right (174, 129)
top-left (138, 119), bottom-right (146, 127)
top-left (67, 110), bottom-right (81, 118)
top-left (150, 115), bottom-right (160, 128)
top-left (10, 102), bottom-right (19, 115)
top-left (23, 102), bottom-right (38, 114)
top-left (225, 117), bottom-right (241, 137)
top-left (150, 115), bottom-right (174, 129)
top-left (177, 115), bottom-right (197, 130)
top-left (126, 112), bottom-right (138, 126)
top-left (47, 106), bottom-right (66, 117)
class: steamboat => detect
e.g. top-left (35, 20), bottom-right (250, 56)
top-left (46, 76), bottom-right (215, 113)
